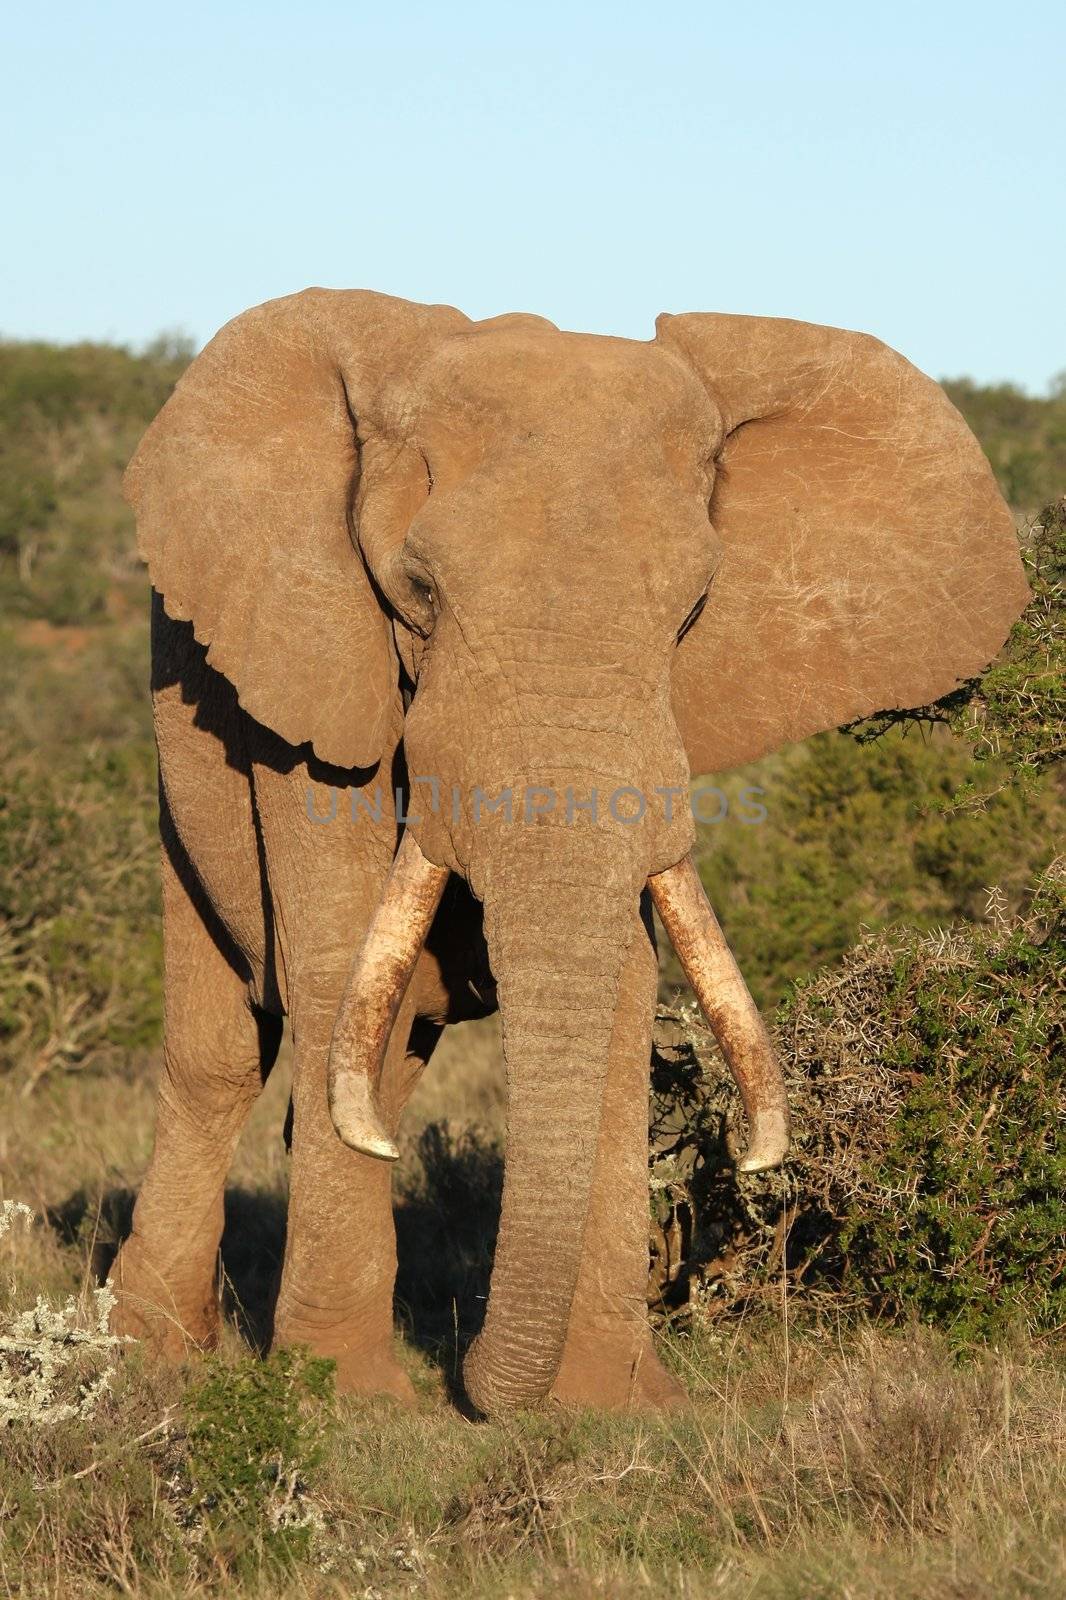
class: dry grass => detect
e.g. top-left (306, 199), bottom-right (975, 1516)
top-left (2, 1036), bottom-right (1064, 1599)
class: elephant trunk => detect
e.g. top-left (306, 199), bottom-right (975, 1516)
top-left (649, 853), bottom-right (790, 1172)
top-left (461, 826), bottom-right (640, 1417)
top-left (325, 829), bottom-right (789, 1414)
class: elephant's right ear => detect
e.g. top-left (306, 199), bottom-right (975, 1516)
top-left (125, 288), bottom-right (468, 769)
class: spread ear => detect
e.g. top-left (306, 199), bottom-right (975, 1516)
top-left (125, 288), bottom-right (469, 769)
top-left (657, 312), bottom-right (1031, 776)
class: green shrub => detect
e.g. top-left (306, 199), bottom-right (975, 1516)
top-left (0, 337), bottom-right (188, 623)
top-left (691, 718), bottom-right (1063, 1009)
top-left (0, 443), bottom-right (57, 556)
top-left (183, 1347), bottom-right (335, 1572)
top-left (0, 739), bottom-right (161, 1084)
top-left (838, 864), bottom-right (1065, 1339)
top-left (952, 497), bottom-right (1065, 782)
top-left (943, 377), bottom-right (1066, 512)
top-left (652, 857), bottom-right (1065, 1342)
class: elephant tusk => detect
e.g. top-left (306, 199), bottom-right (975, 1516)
top-left (648, 853), bottom-right (790, 1173)
top-left (327, 830), bottom-right (448, 1160)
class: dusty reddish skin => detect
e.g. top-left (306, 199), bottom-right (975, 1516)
top-left (108, 288), bottom-right (1029, 1418)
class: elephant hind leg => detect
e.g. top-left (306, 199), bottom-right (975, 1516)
top-left (109, 824), bottom-right (281, 1360)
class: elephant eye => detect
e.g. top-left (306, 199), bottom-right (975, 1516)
top-left (397, 562), bottom-right (438, 637)
top-left (677, 590), bottom-right (707, 643)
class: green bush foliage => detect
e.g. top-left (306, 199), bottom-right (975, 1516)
top-left (943, 374), bottom-right (1066, 511)
top-left (692, 721), bottom-right (1063, 1010)
top-left (954, 498), bottom-right (1065, 776)
top-left (652, 856), bottom-right (1065, 1341)
top-left (839, 866), bottom-right (1065, 1338)
top-left (183, 1347), bottom-right (335, 1571)
top-left (0, 337), bottom-right (188, 623)
top-left (0, 707), bottom-right (160, 1084)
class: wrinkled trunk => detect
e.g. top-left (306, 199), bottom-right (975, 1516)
top-left (462, 826), bottom-right (640, 1416)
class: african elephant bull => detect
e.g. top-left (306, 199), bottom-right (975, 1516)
top-left (109, 290), bottom-right (1028, 1415)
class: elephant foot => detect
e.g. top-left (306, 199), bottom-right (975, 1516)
top-left (271, 1324), bottom-right (417, 1406)
top-left (331, 1349), bottom-right (418, 1405)
top-left (108, 1236), bottom-right (220, 1361)
top-left (549, 1330), bottom-right (688, 1412)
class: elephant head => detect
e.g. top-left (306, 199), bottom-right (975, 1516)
top-left (126, 289), bottom-right (1029, 1414)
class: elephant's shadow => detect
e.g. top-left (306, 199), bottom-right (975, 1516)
top-left (48, 1121), bottom-right (503, 1387)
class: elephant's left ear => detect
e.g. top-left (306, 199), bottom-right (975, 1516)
top-left (657, 312), bottom-right (1031, 777)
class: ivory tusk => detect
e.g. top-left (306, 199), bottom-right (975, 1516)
top-left (649, 853), bottom-right (790, 1172)
top-left (327, 830), bottom-right (448, 1159)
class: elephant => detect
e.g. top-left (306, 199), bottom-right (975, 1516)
top-left (108, 290), bottom-right (1029, 1416)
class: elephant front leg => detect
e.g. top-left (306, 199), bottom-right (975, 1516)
top-left (550, 908), bottom-right (686, 1411)
top-left (110, 844), bottom-right (280, 1357)
top-left (272, 983), bottom-right (431, 1402)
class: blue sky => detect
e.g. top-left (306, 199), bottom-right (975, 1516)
top-left (3, 2), bottom-right (1063, 389)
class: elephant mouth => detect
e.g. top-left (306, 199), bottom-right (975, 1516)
top-left (326, 830), bottom-right (790, 1173)
top-left (466, 973), bottom-right (498, 1011)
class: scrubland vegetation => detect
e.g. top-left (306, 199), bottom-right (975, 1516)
top-left (0, 338), bottom-right (1063, 1596)
top-left (942, 374), bottom-right (1066, 512)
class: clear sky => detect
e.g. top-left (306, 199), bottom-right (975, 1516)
top-left (3, 1), bottom-right (1063, 390)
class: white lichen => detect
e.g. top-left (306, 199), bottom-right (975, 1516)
top-left (0, 1201), bottom-right (125, 1427)
top-left (0, 1199), bottom-right (33, 1240)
